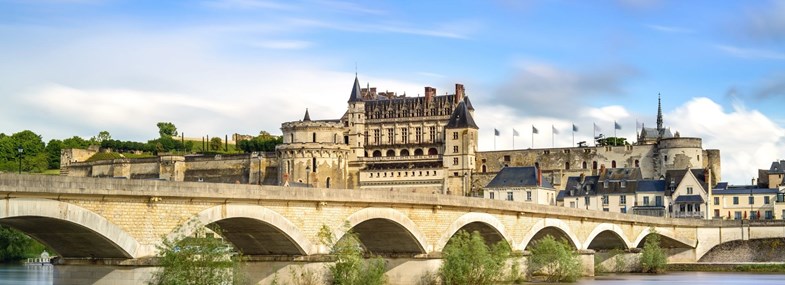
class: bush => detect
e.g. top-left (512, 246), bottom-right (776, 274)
top-left (640, 231), bottom-right (667, 274)
top-left (318, 224), bottom-right (386, 285)
top-left (527, 235), bottom-right (582, 283)
top-left (439, 230), bottom-right (511, 285)
top-left (148, 225), bottom-right (245, 285)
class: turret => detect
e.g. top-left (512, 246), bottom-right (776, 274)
top-left (443, 100), bottom-right (479, 196)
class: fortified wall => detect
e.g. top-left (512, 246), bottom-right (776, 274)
top-left (63, 152), bottom-right (279, 185)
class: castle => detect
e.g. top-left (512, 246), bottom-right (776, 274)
top-left (61, 77), bottom-right (721, 194)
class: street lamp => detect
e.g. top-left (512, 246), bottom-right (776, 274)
top-left (305, 164), bottom-right (311, 188)
top-left (16, 145), bottom-right (23, 174)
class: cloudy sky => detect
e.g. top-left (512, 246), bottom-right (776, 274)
top-left (1, 0), bottom-right (784, 184)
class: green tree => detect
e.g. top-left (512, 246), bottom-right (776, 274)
top-left (209, 137), bottom-right (222, 151)
top-left (157, 122), bottom-right (178, 137)
top-left (318, 224), bottom-right (386, 285)
top-left (0, 226), bottom-right (50, 262)
top-left (45, 139), bottom-right (64, 169)
top-left (0, 130), bottom-right (48, 173)
top-left (527, 235), bottom-right (582, 283)
top-left (640, 230), bottom-right (667, 274)
top-left (93, 131), bottom-right (111, 143)
top-left (62, 136), bottom-right (91, 149)
top-left (596, 136), bottom-right (628, 146)
top-left (237, 131), bottom-right (283, 153)
top-left (149, 225), bottom-right (244, 285)
top-left (439, 230), bottom-right (511, 285)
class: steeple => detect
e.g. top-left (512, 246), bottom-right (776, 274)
top-left (303, 108), bottom-right (311, 121)
top-left (348, 75), bottom-right (363, 103)
top-left (446, 100), bottom-right (479, 129)
top-left (656, 93), bottom-right (663, 131)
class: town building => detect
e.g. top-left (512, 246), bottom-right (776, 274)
top-left (483, 166), bottom-right (556, 205)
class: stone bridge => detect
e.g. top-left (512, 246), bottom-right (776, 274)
top-left (0, 174), bottom-right (783, 264)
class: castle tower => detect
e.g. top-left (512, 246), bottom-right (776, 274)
top-left (346, 76), bottom-right (366, 160)
top-left (443, 100), bottom-right (479, 196)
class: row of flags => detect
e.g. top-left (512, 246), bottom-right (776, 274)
top-left (495, 122), bottom-right (623, 137)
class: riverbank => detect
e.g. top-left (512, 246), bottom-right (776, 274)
top-left (668, 262), bottom-right (785, 273)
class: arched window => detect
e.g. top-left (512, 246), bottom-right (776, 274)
top-left (482, 165), bottom-right (487, 173)
top-left (372, 150), bottom-right (381, 157)
top-left (414, 148), bottom-right (424, 156)
top-left (400, 149), bottom-right (410, 156)
top-left (611, 160), bottom-right (617, 168)
top-left (582, 161), bottom-right (587, 169)
top-left (312, 132), bottom-right (316, 143)
top-left (312, 157), bottom-right (317, 172)
top-left (386, 149), bottom-right (395, 157)
top-left (428, 148), bottom-right (438, 155)
top-left (634, 160), bottom-right (640, 168)
top-left (592, 161), bottom-right (598, 170)
top-left (290, 133), bottom-right (294, 143)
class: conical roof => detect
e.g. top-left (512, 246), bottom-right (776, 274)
top-left (348, 76), bottom-right (363, 103)
top-left (303, 108), bottom-right (311, 121)
top-left (445, 101), bottom-right (478, 129)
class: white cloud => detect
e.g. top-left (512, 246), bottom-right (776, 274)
top-left (668, 97), bottom-right (785, 184)
top-left (248, 39), bottom-right (313, 49)
top-left (715, 45), bottom-right (785, 60)
top-left (646, 24), bottom-right (693, 34)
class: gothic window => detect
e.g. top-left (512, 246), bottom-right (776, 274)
top-left (592, 161), bottom-right (598, 170)
top-left (482, 165), bottom-right (487, 173)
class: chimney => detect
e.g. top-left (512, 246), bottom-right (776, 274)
top-left (752, 177), bottom-right (757, 186)
top-left (455, 83), bottom-right (465, 103)
top-left (424, 86), bottom-right (435, 102)
top-left (537, 167), bottom-right (542, 187)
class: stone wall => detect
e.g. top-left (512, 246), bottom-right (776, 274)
top-left (698, 238), bottom-right (785, 262)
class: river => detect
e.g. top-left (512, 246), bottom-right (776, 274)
top-left (0, 264), bottom-right (784, 284)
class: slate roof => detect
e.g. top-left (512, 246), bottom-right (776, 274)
top-left (674, 195), bottom-right (704, 203)
top-left (714, 182), bottom-right (729, 190)
top-left (348, 76), bottom-right (363, 103)
top-left (712, 187), bottom-right (779, 195)
top-left (599, 168), bottom-right (641, 181)
top-left (637, 180), bottom-right (666, 192)
top-left (302, 108), bottom-right (311, 121)
top-left (485, 166), bottom-right (552, 188)
top-left (464, 96), bottom-right (475, 111)
top-left (664, 169), bottom-right (708, 196)
top-left (769, 160), bottom-right (785, 174)
top-left (445, 101), bottom-right (479, 129)
top-left (640, 127), bottom-right (673, 140)
top-left (563, 175), bottom-right (601, 197)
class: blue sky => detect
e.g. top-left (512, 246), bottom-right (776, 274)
top-left (1, 0), bottom-right (784, 184)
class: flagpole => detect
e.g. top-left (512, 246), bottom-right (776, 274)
top-left (614, 121), bottom-right (617, 138)
top-left (572, 124), bottom-right (575, 147)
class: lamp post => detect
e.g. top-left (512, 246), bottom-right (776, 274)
top-left (16, 145), bottom-right (23, 174)
top-left (305, 164), bottom-right (311, 188)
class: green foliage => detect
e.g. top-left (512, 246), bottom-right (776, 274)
top-left (236, 131), bottom-right (283, 153)
top-left (157, 122), bottom-right (178, 137)
top-left (62, 136), bottom-right (92, 149)
top-left (596, 136), bottom-right (629, 147)
top-left (210, 137), bottom-right (223, 151)
top-left (93, 131), bottom-right (111, 143)
top-left (527, 235), bottom-right (582, 283)
top-left (318, 224), bottom-right (387, 285)
top-left (640, 230), bottom-right (667, 274)
top-left (45, 139), bottom-right (64, 169)
top-left (0, 130), bottom-right (49, 173)
top-left (0, 225), bottom-right (51, 262)
top-left (439, 230), bottom-right (511, 285)
top-left (149, 225), bottom-right (245, 285)
top-left (288, 264), bottom-right (320, 285)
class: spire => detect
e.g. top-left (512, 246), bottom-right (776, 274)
top-left (303, 108), bottom-right (311, 121)
top-left (348, 75), bottom-right (363, 103)
top-left (656, 93), bottom-right (663, 131)
top-left (445, 101), bottom-right (479, 129)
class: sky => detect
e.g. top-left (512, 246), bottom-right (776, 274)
top-left (1, 0), bottom-right (784, 184)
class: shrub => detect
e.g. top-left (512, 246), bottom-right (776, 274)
top-left (527, 235), bottom-right (582, 283)
top-left (318, 224), bottom-right (386, 285)
top-left (439, 230), bottom-right (511, 285)
top-left (640, 231), bottom-right (667, 274)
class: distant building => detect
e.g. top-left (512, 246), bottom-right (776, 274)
top-left (483, 166), bottom-right (556, 205)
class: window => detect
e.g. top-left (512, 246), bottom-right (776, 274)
top-left (592, 161), bottom-right (598, 170)
top-left (482, 165), bottom-right (487, 173)
top-left (733, 197), bottom-right (739, 205)
top-left (687, 187), bottom-right (693, 194)
top-left (312, 157), bottom-right (317, 172)
top-left (621, 180), bottom-right (626, 188)
top-left (655, 196), bottom-right (663, 206)
top-left (602, 195), bottom-right (609, 205)
top-left (585, 196), bottom-right (590, 206)
top-left (582, 161), bottom-right (587, 169)
top-left (543, 150), bottom-right (550, 155)
top-left (635, 160), bottom-right (639, 168)
top-left (749, 196), bottom-right (755, 205)
top-left (429, 126), bottom-right (436, 142)
top-left (401, 128), bottom-right (408, 144)
top-left (453, 158), bottom-right (459, 165)
top-left (714, 197), bottom-right (719, 205)
top-left (643, 196), bottom-right (650, 206)
top-left (489, 192), bottom-right (495, 200)
top-left (620, 195), bottom-right (626, 205)
top-left (621, 208), bottom-right (627, 213)
top-left (765, 196), bottom-right (771, 204)
top-left (507, 192), bottom-right (513, 201)
top-left (453, 146), bottom-right (459, 153)
top-left (312, 132), bottom-right (316, 143)
top-left (734, 211), bottom-right (742, 220)
top-left (766, 210), bottom-right (774, 220)
top-left (453, 132), bottom-right (459, 140)
top-left (503, 155), bottom-right (511, 162)
top-left (664, 155), bottom-right (668, 162)
top-left (527, 191), bottom-right (532, 201)
top-left (387, 128), bottom-right (394, 144)
top-left (714, 209), bottom-right (720, 218)
top-left (415, 127), bottom-right (422, 143)
top-left (611, 160), bottom-right (617, 168)
top-left (453, 172), bottom-right (459, 177)
top-left (373, 129), bottom-right (380, 144)
top-left (565, 162), bottom-right (570, 170)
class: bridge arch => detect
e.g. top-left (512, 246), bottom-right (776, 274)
top-left (339, 207), bottom-right (428, 255)
top-left (0, 198), bottom-right (141, 259)
top-left (434, 212), bottom-right (511, 252)
top-left (184, 204), bottom-right (314, 256)
top-left (520, 218), bottom-right (582, 250)
top-left (632, 227), bottom-right (694, 249)
top-left (584, 223), bottom-right (631, 250)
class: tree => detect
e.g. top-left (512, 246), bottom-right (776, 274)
top-left (93, 131), bottom-right (111, 143)
top-left (0, 130), bottom-right (48, 173)
top-left (45, 139), bottom-right (64, 169)
top-left (318, 224), bottom-right (386, 285)
top-left (0, 226), bottom-right (49, 262)
top-left (157, 122), bottom-right (178, 137)
top-left (149, 225), bottom-right (244, 285)
top-left (596, 136), bottom-right (628, 147)
top-left (527, 235), bottom-right (582, 283)
top-left (62, 136), bottom-right (91, 149)
top-left (640, 230), bottom-right (667, 274)
top-left (439, 230), bottom-right (511, 285)
top-left (237, 131), bottom-right (283, 153)
top-left (210, 137), bottom-right (223, 151)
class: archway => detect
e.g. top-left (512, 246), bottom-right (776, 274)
top-left (386, 149), bottom-right (396, 157)
top-left (520, 218), bottom-right (581, 250)
top-left (372, 150), bottom-right (382, 157)
top-left (184, 204), bottom-right (314, 256)
top-left (428, 148), bottom-right (438, 155)
top-left (632, 228), bottom-right (694, 249)
top-left (584, 224), bottom-right (630, 250)
top-left (414, 149), bottom-right (424, 156)
top-left (340, 208), bottom-right (428, 255)
top-left (0, 198), bottom-right (140, 259)
top-left (400, 149), bottom-right (410, 156)
top-left (434, 213), bottom-right (511, 252)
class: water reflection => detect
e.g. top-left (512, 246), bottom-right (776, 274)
top-left (0, 264), bottom-right (52, 285)
top-left (570, 272), bottom-right (785, 285)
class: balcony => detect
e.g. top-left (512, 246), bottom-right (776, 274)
top-left (673, 211), bottom-right (705, 219)
top-left (360, 155), bottom-right (441, 162)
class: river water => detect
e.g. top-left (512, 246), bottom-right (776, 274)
top-left (0, 264), bottom-right (784, 284)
